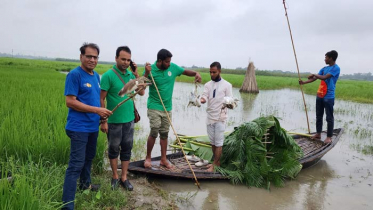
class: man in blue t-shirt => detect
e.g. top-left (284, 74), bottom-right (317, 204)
top-left (62, 43), bottom-right (112, 210)
top-left (300, 50), bottom-right (340, 144)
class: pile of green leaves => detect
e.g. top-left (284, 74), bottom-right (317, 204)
top-left (216, 116), bottom-right (303, 189)
top-left (183, 140), bottom-right (213, 162)
top-left (171, 136), bottom-right (214, 162)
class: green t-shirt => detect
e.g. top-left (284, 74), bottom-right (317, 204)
top-left (100, 65), bottom-right (136, 123)
top-left (145, 62), bottom-right (184, 111)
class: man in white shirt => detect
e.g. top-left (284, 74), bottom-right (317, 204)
top-left (200, 62), bottom-right (233, 172)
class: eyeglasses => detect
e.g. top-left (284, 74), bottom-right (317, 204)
top-left (84, 55), bottom-right (99, 60)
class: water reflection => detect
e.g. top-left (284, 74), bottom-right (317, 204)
top-left (295, 160), bottom-right (334, 210)
top-left (154, 159), bottom-right (336, 210)
top-left (239, 91), bottom-right (258, 114)
top-left (131, 82), bottom-right (373, 210)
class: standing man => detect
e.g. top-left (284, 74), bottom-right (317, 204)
top-left (200, 62), bottom-right (233, 172)
top-left (143, 49), bottom-right (201, 169)
top-left (63, 43), bottom-right (112, 210)
top-left (299, 50), bottom-right (340, 144)
top-left (100, 46), bottom-right (145, 191)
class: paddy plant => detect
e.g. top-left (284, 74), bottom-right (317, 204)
top-left (0, 158), bottom-right (65, 210)
top-left (0, 158), bottom-right (128, 210)
top-left (0, 58), bottom-right (105, 171)
top-left (131, 138), bottom-right (147, 161)
top-left (176, 72), bottom-right (373, 104)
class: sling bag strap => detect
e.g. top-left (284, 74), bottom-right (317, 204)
top-left (112, 68), bottom-right (127, 85)
top-left (111, 68), bottom-right (141, 122)
top-left (111, 68), bottom-right (140, 119)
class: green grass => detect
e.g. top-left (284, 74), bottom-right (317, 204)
top-left (0, 57), bottom-right (372, 208)
top-left (0, 58), bottom-right (106, 170)
top-left (176, 72), bottom-right (373, 104)
top-left (1, 158), bottom-right (127, 210)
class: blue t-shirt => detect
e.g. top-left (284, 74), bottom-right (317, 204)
top-left (64, 66), bottom-right (101, 132)
top-left (317, 64), bottom-right (340, 99)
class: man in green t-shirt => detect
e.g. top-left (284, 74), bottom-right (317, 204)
top-left (143, 49), bottom-right (201, 169)
top-left (100, 46), bottom-right (145, 191)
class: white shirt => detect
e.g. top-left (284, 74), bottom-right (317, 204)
top-left (201, 78), bottom-right (233, 125)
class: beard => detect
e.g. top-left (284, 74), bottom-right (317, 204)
top-left (211, 74), bottom-right (221, 81)
top-left (160, 63), bottom-right (168, 70)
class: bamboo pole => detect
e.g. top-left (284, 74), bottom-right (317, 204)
top-left (149, 71), bottom-right (201, 189)
top-left (111, 86), bottom-right (145, 114)
top-left (179, 131), bottom-right (230, 139)
top-left (169, 145), bottom-right (194, 151)
top-left (287, 132), bottom-right (313, 138)
top-left (282, 0), bottom-right (311, 134)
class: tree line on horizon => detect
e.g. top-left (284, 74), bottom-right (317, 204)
top-left (0, 53), bottom-right (372, 81)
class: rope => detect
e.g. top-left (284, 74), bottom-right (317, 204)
top-left (149, 71), bottom-right (201, 189)
top-left (282, 0), bottom-right (311, 133)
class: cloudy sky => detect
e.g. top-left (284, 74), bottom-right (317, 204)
top-left (1, 0), bottom-right (372, 74)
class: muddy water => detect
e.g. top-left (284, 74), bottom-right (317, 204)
top-left (133, 82), bottom-right (373, 210)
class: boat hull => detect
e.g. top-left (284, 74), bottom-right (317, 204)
top-left (128, 128), bottom-right (343, 179)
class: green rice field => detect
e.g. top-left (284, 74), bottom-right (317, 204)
top-left (176, 72), bottom-right (373, 104)
top-left (0, 57), bottom-right (372, 209)
top-left (0, 58), bottom-right (123, 209)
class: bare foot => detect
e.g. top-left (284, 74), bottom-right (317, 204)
top-left (324, 137), bottom-right (332, 144)
top-left (207, 165), bottom-right (214, 172)
top-left (160, 160), bottom-right (174, 169)
top-left (311, 133), bottom-right (321, 140)
top-left (144, 158), bottom-right (152, 168)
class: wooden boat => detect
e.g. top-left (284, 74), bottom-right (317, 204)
top-left (128, 128), bottom-right (343, 179)
top-left (296, 128), bottom-right (343, 168)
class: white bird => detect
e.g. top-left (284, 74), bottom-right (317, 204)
top-left (222, 97), bottom-right (239, 110)
top-left (187, 83), bottom-right (201, 107)
top-left (187, 91), bottom-right (201, 107)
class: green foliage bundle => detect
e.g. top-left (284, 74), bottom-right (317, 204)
top-left (216, 116), bottom-right (303, 189)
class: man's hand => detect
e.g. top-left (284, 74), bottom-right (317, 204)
top-left (100, 121), bottom-right (108, 133)
top-left (132, 61), bottom-right (139, 78)
top-left (95, 107), bottom-right (112, 118)
top-left (137, 83), bottom-right (148, 90)
top-left (195, 72), bottom-right (202, 83)
top-left (144, 62), bottom-right (151, 76)
top-left (200, 97), bottom-right (206, 104)
top-left (307, 74), bottom-right (315, 79)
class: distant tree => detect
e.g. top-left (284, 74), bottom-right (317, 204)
top-left (340, 72), bottom-right (373, 81)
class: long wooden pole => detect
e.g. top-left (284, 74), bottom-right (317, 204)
top-left (282, 0), bottom-right (311, 133)
top-left (99, 87), bottom-right (145, 125)
top-left (149, 71), bottom-right (201, 189)
top-left (111, 87), bottom-right (145, 113)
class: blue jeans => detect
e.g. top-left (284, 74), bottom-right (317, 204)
top-left (62, 130), bottom-right (98, 210)
top-left (316, 97), bottom-right (335, 137)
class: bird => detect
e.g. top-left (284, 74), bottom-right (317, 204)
top-left (118, 76), bottom-right (151, 97)
top-left (187, 82), bottom-right (201, 108)
top-left (187, 91), bottom-right (201, 107)
top-left (222, 97), bottom-right (239, 109)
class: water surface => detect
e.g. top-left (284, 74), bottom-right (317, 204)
top-left (133, 82), bottom-right (373, 209)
